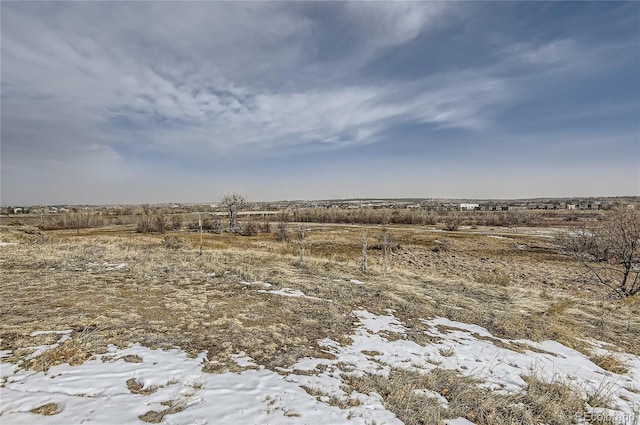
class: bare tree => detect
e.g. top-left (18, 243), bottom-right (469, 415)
top-left (136, 204), bottom-right (154, 233)
top-left (153, 209), bottom-right (170, 234)
top-left (377, 228), bottom-right (394, 277)
top-left (260, 215), bottom-right (271, 234)
top-left (220, 193), bottom-right (248, 231)
top-left (274, 211), bottom-right (289, 242)
top-left (442, 211), bottom-right (464, 231)
top-left (559, 207), bottom-right (640, 298)
top-left (361, 229), bottom-right (369, 274)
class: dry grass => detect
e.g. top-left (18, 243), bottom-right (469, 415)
top-left (1, 222), bottom-right (639, 422)
top-left (139, 401), bottom-right (185, 424)
top-left (30, 402), bottom-right (58, 416)
top-left (26, 339), bottom-right (92, 372)
top-left (590, 354), bottom-right (629, 374)
top-left (346, 368), bottom-right (596, 425)
top-left (126, 378), bottom-right (158, 395)
top-left (476, 268), bottom-right (511, 286)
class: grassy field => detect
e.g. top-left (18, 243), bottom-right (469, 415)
top-left (1, 221), bottom-right (638, 424)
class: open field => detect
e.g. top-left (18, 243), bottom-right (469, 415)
top-left (1, 222), bottom-right (639, 424)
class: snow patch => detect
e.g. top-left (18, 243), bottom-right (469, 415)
top-left (354, 310), bottom-right (407, 334)
top-left (257, 288), bottom-right (321, 300)
top-left (3, 311), bottom-right (639, 424)
top-left (240, 280), bottom-right (272, 288)
top-left (30, 330), bottom-right (73, 337)
top-left (1, 344), bottom-right (396, 425)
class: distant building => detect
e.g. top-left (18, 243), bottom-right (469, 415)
top-left (459, 203), bottom-right (479, 211)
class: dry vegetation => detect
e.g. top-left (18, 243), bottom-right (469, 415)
top-left (1, 216), bottom-right (639, 423)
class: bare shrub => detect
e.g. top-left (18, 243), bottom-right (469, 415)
top-left (206, 215), bottom-right (223, 234)
top-left (260, 217), bottom-right (271, 234)
top-left (559, 206), bottom-right (640, 298)
top-left (443, 212), bottom-right (464, 231)
top-left (241, 221), bottom-right (258, 236)
top-left (274, 212), bottom-right (289, 242)
top-left (153, 210), bottom-right (170, 234)
top-left (190, 215), bottom-right (222, 234)
top-left (136, 205), bottom-right (154, 233)
top-left (422, 210), bottom-right (438, 226)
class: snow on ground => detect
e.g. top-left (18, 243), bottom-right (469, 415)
top-left (517, 228), bottom-right (563, 238)
top-left (239, 280), bottom-right (272, 288)
top-left (2, 311), bottom-right (639, 424)
top-left (256, 288), bottom-right (322, 301)
top-left (24, 331), bottom-right (73, 361)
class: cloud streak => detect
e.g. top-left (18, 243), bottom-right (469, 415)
top-left (1, 2), bottom-right (638, 204)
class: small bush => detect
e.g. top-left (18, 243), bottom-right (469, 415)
top-left (241, 221), bottom-right (258, 236)
top-left (162, 235), bottom-right (184, 250)
top-left (274, 220), bottom-right (288, 242)
top-left (205, 216), bottom-right (223, 234)
top-left (443, 212), bottom-right (464, 231)
top-left (188, 216), bottom-right (222, 234)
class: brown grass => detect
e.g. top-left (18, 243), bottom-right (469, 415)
top-left (346, 368), bottom-right (594, 425)
top-left (126, 378), bottom-right (158, 395)
top-left (590, 354), bottom-right (629, 374)
top-left (1, 222), bottom-right (639, 422)
top-left (30, 402), bottom-right (58, 415)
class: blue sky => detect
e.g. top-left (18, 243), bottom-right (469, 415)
top-left (1, 1), bottom-right (638, 205)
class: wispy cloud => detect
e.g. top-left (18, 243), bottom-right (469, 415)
top-left (1, 2), bottom-right (495, 162)
top-left (2, 2), bottom-right (638, 204)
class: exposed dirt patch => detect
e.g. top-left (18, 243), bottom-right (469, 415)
top-left (120, 354), bottom-right (143, 363)
top-left (126, 378), bottom-right (157, 395)
top-left (30, 402), bottom-right (59, 415)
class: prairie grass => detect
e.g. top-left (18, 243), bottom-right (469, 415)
top-left (346, 368), bottom-right (591, 425)
top-left (1, 222), bottom-right (639, 422)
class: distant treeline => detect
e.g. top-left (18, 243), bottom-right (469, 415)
top-left (286, 207), bottom-right (552, 227)
top-left (286, 207), bottom-right (608, 228)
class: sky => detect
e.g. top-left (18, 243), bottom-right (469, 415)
top-left (1, 1), bottom-right (639, 205)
